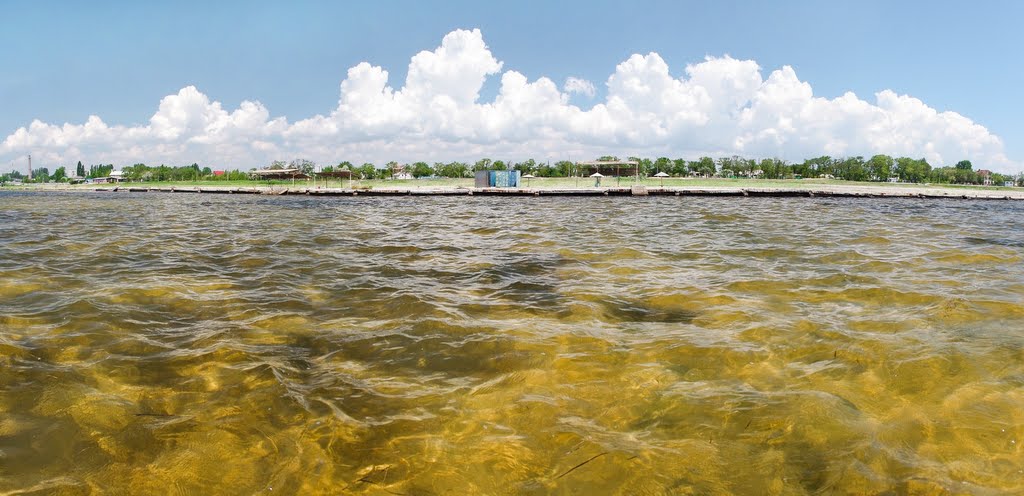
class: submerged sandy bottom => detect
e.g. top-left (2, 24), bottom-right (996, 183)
top-left (1, 192), bottom-right (1022, 494)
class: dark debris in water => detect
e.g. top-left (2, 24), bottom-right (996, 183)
top-left (964, 236), bottom-right (1024, 248)
top-left (472, 254), bottom-right (569, 311)
top-left (600, 300), bottom-right (696, 324)
top-left (556, 451), bottom-right (609, 479)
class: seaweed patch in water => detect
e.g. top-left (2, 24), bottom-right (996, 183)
top-left (963, 236), bottom-right (1024, 248)
top-left (600, 299), bottom-right (696, 323)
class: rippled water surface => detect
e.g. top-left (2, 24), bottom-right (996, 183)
top-left (1, 191), bottom-right (1023, 495)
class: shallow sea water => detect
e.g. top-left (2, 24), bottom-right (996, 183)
top-left (0, 191), bottom-right (1022, 495)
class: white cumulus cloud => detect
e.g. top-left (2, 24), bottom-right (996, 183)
top-left (564, 77), bottom-right (596, 98)
top-left (1, 28), bottom-right (1017, 172)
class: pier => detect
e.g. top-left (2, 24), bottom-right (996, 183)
top-left (95, 185), bottom-right (1024, 200)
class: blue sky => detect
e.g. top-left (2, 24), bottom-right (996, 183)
top-left (2, 0), bottom-right (1022, 172)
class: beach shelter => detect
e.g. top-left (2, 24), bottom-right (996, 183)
top-left (250, 168), bottom-right (309, 186)
top-left (522, 173), bottom-right (535, 187)
top-left (590, 172), bottom-right (604, 187)
top-left (577, 159), bottom-right (639, 186)
top-left (654, 171), bottom-right (669, 187)
top-left (316, 169), bottom-right (353, 188)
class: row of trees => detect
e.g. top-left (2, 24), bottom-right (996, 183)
top-left (0, 162), bottom-right (250, 183)
top-left (117, 163), bottom-right (245, 182)
top-left (2, 155), bottom-right (1018, 186)
top-left (331, 155), bottom-right (1016, 186)
top-left (706, 155), bottom-right (1002, 185)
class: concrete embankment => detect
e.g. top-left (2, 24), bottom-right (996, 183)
top-left (89, 184), bottom-right (1024, 200)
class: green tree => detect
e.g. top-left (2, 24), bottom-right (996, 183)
top-left (717, 156), bottom-right (751, 177)
top-left (866, 155), bottom-right (894, 181)
top-left (928, 167), bottom-right (956, 184)
top-left (88, 164), bottom-right (113, 178)
top-left (52, 166), bottom-right (67, 182)
top-left (894, 157), bottom-right (931, 183)
top-left (553, 160), bottom-right (574, 177)
top-left (513, 159), bottom-right (536, 174)
top-left (758, 158), bottom-right (789, 179)
top-left (442, 161), bottom-right (471, 177)
top-left (835, 156), bottom-right (868, 181)
top-left (953, 167), bottom-right (977, 184)
top-left (76, 161), bottom-right (85, 177)
top-left (800, 156), bottom-right (834, 178)
top-left (411, 161), bottom-right (433, 178)
top-left (688, 157), bottom-right (715, 176)
top-left (955, 160), bottom-right (973, 171)
top-left (534, 161), bottom-right (557, 177)
top-left (653, 157), bottom-right (672, 175)
top-left (473, 158), bottom-right (493, 171)
top-left (356, 163), bottom-right (376, 179)
top-left (289, 159), bottom-right (316, 175)
top-left (670, 158), bottom-right (688, 176)
top-left (123, 163), bottom-right (147, 181)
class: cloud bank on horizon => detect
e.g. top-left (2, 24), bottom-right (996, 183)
top-left (1, 28), bottom-right (1016, 172)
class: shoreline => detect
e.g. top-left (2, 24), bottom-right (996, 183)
top-left (4, 183), bottom-right (1024, 199)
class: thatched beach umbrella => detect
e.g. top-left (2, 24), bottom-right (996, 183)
top-left (590, 172), bottom-right (604, 187)
top-left (654, 171), bottom-right (669, 187)
top-left (522, 173), bottom-right (535, 188)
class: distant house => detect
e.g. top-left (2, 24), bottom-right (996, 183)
top-left (888, 176), bottom-right (900, 183)
top-left (89, 171), bottom-right (125, 184)
top-left (1005, 181), bottom-right (1015, 187)
top-left (390, 163), bottom-right (413, 180)
top-left (213, 170), bottom-right (226, 177)
top-left (977, 169), bottom-right (993, 186)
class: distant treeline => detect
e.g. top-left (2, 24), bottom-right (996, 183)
top-left (2, 155), bottom-right (1019, 186)
top-left (1, 161), bottom-right (250, 183)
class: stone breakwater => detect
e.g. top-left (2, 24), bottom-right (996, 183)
top-left (86, 184), bottom-right (1024, 199)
